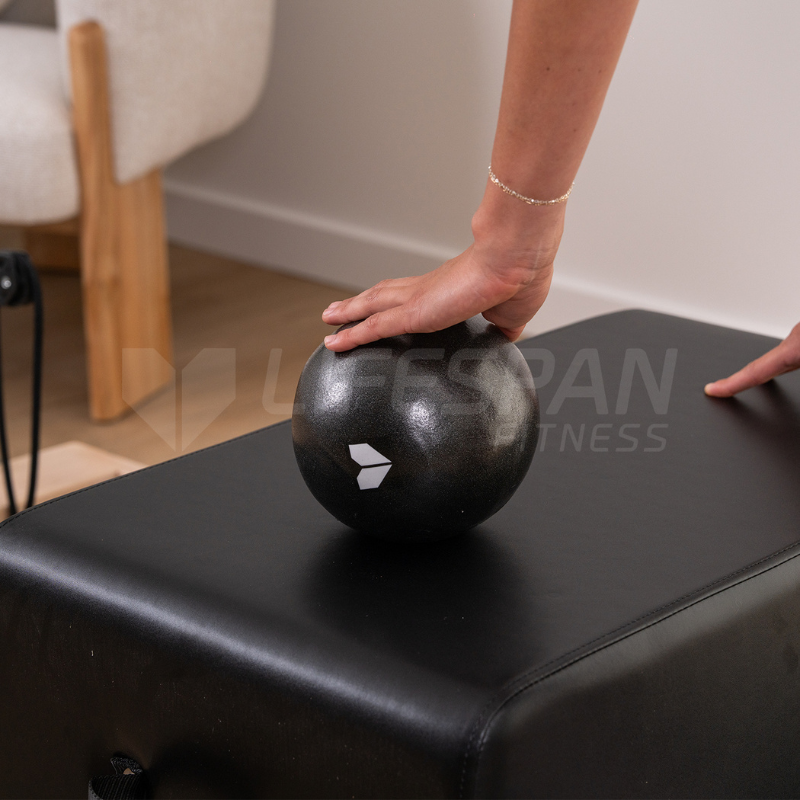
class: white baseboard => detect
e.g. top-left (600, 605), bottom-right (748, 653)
top-left (164, 179), bottom-right (784, 340)
top-left (164, 178), bottom-right (452, 291)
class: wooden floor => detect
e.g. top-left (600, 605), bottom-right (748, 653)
top-left (0, 226), bottom-right (350, 466)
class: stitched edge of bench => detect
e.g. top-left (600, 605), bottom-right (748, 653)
top-left (459, 538), bottom-right (800, 798)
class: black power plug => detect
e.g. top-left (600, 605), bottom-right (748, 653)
top-left (0, 251), bottom-right (43, 515)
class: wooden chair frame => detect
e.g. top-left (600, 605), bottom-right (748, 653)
top-left (25, 21), bottom-right (173, 421)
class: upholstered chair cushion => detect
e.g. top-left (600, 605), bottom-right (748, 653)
top-left (0, 1), bottom-right (274, 224)
top-left (0, 23), bottom-right (78, 223)
top-left (56, 0), bottom-right (276, 184)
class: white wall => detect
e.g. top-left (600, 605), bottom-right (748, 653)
top-left (165, 0), bottom-right (800, 339)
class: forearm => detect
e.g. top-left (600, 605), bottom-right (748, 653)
top-left (493, 0), bottom-right (637, 195)
top-left (322, 0), bottom-right (637, 351)
top-left (476, 0), bottom-right (638, 249)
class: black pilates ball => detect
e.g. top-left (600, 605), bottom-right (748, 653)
top-left (292, 317), bottom-right (539, 542)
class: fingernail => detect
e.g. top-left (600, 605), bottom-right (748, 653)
top-left (324, 334), bottom-right (338, 347)
top-left (704, 383), bottom-right (716, 395)
top-left (327, 301), bottom-right (341, 310)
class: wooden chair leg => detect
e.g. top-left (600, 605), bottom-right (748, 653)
top-left (69, 21), bottom-right (173, 421)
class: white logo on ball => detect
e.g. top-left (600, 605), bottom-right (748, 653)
top-left (349, 443), bottom-right (392, 490)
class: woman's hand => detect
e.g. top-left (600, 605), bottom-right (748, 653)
top-left (321, 196), bottom-right (565, 351)
top-left (705, 322), bottom-right (800, 397)
top-left (321, 0), bottom-right (637, 352)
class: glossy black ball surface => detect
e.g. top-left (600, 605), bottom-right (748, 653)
top-left (292, 317), bottom-right (539, 541)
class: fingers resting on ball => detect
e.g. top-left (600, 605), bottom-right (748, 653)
top-left (324, 306), bottom-right (414, 352)
top-left (323, 280), bottom-right (412, 327)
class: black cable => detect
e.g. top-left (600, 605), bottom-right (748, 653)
top-left (0, 251), bottom-right (44, 515)
top-left (25, 266), bottom-right (43, 510)
top-left (0, 321), bottom-right (17, 515)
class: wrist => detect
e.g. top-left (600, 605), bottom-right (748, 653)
top-left (471, 179), bottom-right (566, 278)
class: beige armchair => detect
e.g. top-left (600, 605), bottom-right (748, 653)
top-left (0, 0), bottom-right (276, 419)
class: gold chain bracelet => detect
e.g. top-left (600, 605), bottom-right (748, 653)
top-left (488, 166), bottom-right (574, 206)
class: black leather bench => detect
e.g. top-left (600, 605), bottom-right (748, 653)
top-left (1, 310), bottom-right (799, 798)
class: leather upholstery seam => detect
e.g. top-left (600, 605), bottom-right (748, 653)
top-left (459, 541), bottom-right (800, 798)
top-left (0, 420), bottom-right (291, 533)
